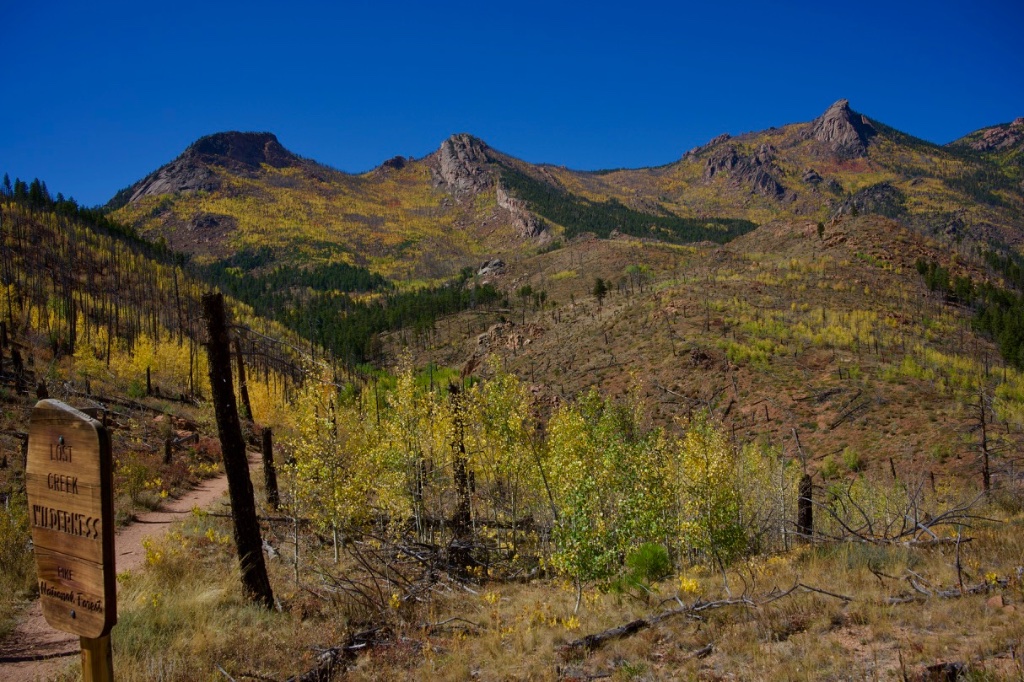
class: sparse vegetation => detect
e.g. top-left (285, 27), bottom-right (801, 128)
top-left (5, 96), bottom-right (1024, 679)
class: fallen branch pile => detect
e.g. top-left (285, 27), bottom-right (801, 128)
top-left (885, 574), bottom-right (1010, 605)
top-left (561, 582), bottom-right (851, 655)
top-left (283, 627), bottom-right (386, 682)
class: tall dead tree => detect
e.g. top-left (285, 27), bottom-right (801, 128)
top-left (448, 382), bottom-right (473, 574)
top-left (203, 292), bottom-right (275, 609)
top-left (234, 336), bottom-right (254, 422)
top-left (797, 474), bottom-right (813, 539)
top-left (262, 427), bottom-right (280, 512)
top-left (977, 390), bottom-right (991, 492)
top-left (11, 348), bottom-right (24, 394)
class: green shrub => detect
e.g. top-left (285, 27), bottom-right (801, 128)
top-left (625, 543), bottom-right (672, 585)
top-left (128, 377), bottom-right (147, 399)
top-left (929, 443), bottom-right (952, 463)
top-left (842, 447), bottom-right (865, 473)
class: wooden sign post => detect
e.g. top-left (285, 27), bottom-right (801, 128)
top-left (26, 400), bottom-right (116, 681)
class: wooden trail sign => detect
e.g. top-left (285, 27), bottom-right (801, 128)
top-left (26, 400), bottom-right (116, 651)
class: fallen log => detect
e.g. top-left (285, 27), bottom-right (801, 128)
top-left (172, 432), bottom-right (200, 447)
top-left (562, 582), bottom-right (851, 655)
top-left (66, 387), bottom-right (199, 414)
top-left (884, 577), bottom-right (1008, 605)
top-left (283, 626), bottom-right (387, 682)
top-left (561, 595), bottom-right (756, 654)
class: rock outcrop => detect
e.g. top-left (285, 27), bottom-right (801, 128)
top-left (682, 133), bottom-right (732, 159)
top-left (124, 162), bottom-right (218, 203)
top-left (477, 258), bottom-right (505, 277)
top-left (380, 155), bottom-right (408, 171)
top-left (187, 132), bottom-right (298, 170)
top-left (475, 321), bottom-right (546, 354)
top-left (832, 182), bottom-right (906, 219)
top-left (119, 132), bottom-right (302, 205)
top-left (754, 143), bottom-right (776, 165)
top-left (802, 169), bottom-right (823, 185)
top-left (808, 99), bottom-right (877, 158)
top-left (703, 145), bottom-right (786, 199)
top-left (429, 134), bottom-right (549, 240)
top-left (189, 212), bottom-right (237, 233)
top-left (431, 134), bottom-right (493, 195)
top-left (497, 184), bottom-right (548, 239)
top-left (951, 117), bottom-right (1024, 152)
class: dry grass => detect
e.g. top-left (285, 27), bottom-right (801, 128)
top-left (49, 484), bottom-right (1024, 681)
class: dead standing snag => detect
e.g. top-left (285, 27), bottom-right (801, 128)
top-left (202, 292), bottom-right (275, 609)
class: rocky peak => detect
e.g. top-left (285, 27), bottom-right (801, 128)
top-left (809, 99), bottom-right (876, 158)
top-left (186, 132), bottom-right (299, 170)
top-left (432, 134), bottom-right (493, 195)
top-left (114, 131), bottom-right (302, 206)
top-left (380, 155), bottom-right (408, 171)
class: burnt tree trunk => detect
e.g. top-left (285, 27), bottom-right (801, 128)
top-left (235, 337), bottom-right (254, 422)
top-left (797, 474), bottom-right (813, 539)
top-left (11, 348), bottom-right (24, 395)
top-left (203, 292), bottom-right (275, 609)
top-left (448, 383), bottom-right (474, 574)
top-left (979, 394), bottom-right (991, 492)
top-left (262, 427), bottom-right (280, 512)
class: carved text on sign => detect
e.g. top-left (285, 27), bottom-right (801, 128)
top-left (27, 400), bottom-right (116, 638)
top-left (51, 441), bottom-right (73, 462)
top-left (31, 504), bottom-right (102, 538)
top-left (47, 472), bottom-right (79, 493)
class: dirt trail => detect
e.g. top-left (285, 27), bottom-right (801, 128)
top-left (0, 457), bottom-right (256, 681)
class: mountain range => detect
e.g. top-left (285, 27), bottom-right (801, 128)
top-left (108, 100), bottom-right (1024, 280)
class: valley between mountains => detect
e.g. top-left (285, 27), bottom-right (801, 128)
top-left (2, 100), bottom-right (1024, 680)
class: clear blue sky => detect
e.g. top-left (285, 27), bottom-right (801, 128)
top-left (2, 0), bottom-right (1022, 206)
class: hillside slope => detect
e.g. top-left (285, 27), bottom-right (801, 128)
top-left (0, 189), bottom-right (308, 638)
top-left (399, 215), bottom-right (1024, 486)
